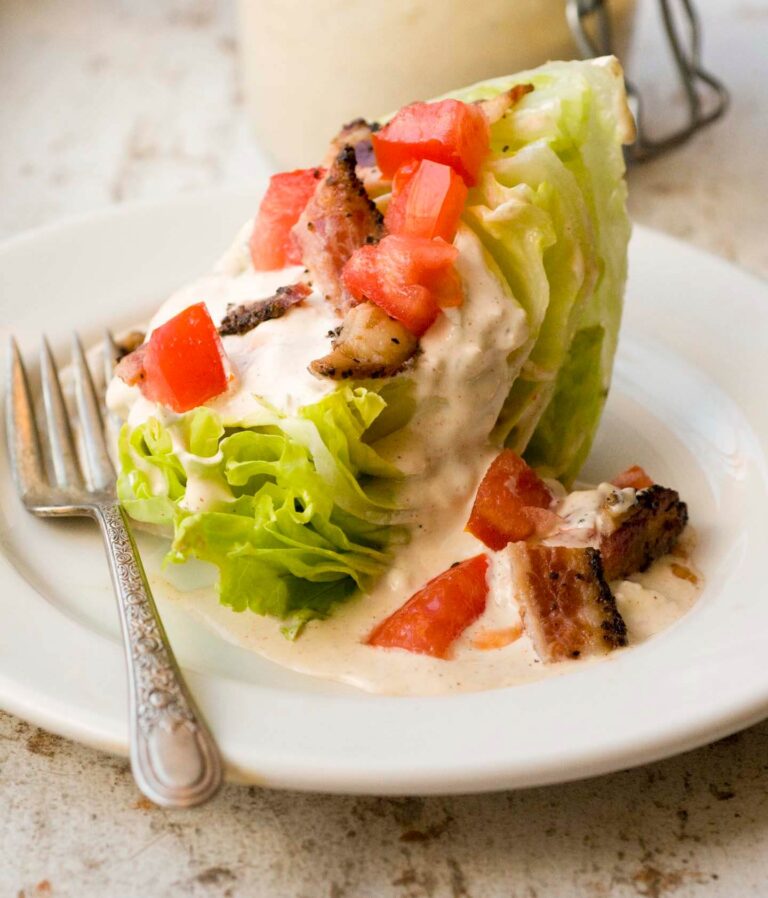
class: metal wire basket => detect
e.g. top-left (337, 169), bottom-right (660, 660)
top-left (567, 0), bottom-right (729, 162)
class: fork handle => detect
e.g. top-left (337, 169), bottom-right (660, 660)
top-left (96, 502), bottom-right (222, 807)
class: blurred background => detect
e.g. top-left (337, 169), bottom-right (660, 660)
top-left (0, 0), bottom-right (765, 277)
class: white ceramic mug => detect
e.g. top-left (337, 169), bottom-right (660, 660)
top-left (237, 0), bottom-right (636, 167)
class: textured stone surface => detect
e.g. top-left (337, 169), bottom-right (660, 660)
top-left (1, 1), bottom-right (767, 896)
top-left (4, 711), bottom-right (768, 897)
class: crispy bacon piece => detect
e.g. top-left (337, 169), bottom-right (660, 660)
top-left (292, 146), bottom-right (385, 312)
top-left (508, 543), bottom-right (627, 662)
top-left (218, 282), bottom-right (310, 337)
top-left (115, 343), bottom-right (148, 386)
top-left (323, 119), bottom-right (391, 199)
top-left (323, 118), bottom-right (379, 170)
top-left (309, 301), bottom-right (418, 380)
top-left (476, 83), bottom-right (534, 125)
top-left (114, 330), bottom-right (145, 362)
top-left (600, 485), bottom-right (688, 581)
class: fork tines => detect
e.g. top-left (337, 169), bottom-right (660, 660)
top-left (6, 338), bottom-right (47, 504)
top-left (6, 335), bottom-right (116, 509)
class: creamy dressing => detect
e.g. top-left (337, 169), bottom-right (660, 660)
top-left (106, 225), bottom-right (529, 522)
top-left (544, 482), bottom-right (639, 547)
top-left (152, 523), bottom-right (701, 695)
top-left (152, 494), bottom-right (557, 696)
top-left (153, 472), bottom-right (701, 696)
top-left (107, 224), bottom-right (701, 696)
top-left (106, 264), bottom-right (338, 428)
top-left (377, 226), bottom-right (529, 522)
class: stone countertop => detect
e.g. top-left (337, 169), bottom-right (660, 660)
top-left (1, 1), bottom-right (767, 896)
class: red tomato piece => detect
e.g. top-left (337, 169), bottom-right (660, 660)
top-left (611, 465), bottom-right (654, 490)
top-left (342, 234), bottom-right (462, 336)
top-left (391, 159), bottom-right (420, 193)
top-left (384, 159), bottom-right (468, 242)
top-left (372, 99), bottom-right (490, 186)
top-left (249, 168), bottom-right (324, 270)
top-left (141, 303), bottom-right (229, 413)
top-left (366, 554), bottom-right (490, 659)
top-left (466, 450), bottom-right (554, 550)
top-left (428, 262), bottom-right (464, 309)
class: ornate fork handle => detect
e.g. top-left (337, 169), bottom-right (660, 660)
top-left (96, 502), bottom-right (222, 806)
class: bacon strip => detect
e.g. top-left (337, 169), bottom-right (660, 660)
top-left (508, 543), bottom-right (627, 662)
top-left (292, 146), bottom-right (385, 313)
top-left (323, 118), bottom-right (379, 170)
top-left (113, 330), bottom-right (145, 362)
top-left (115, 343), bottom-right (148, 386)
top-left (599, 486), bottom-right (688, 581)
top-left (218, 283), bottom-right (310, 337)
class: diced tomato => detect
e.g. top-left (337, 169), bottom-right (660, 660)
top-left (391, 159), bottom-right (419, 193)
top-left (611, 465), bottom-right (654, 490)
top-left (466, 450), bottom-right (554, 550)
top-left (366, 554), bottom-right (490, 659)
top-left (249, 168), bottom-right (324, 270)
top-left (372, 99), bottom-right (490, 186)
top-left (384, 159), bottom-right (468, 242)
top-left (428, 262), bottom-right (464, 309)
top-left (342, 234), bottom-right (462, 336)
top-left (141, 303), bottom-right (229, 413)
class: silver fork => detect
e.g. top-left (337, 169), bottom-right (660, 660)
top-left (5, 334), bottom-right (222, 808)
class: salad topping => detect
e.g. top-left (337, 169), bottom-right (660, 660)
top-left (309, 301), bottom-right (418, 381)
top-left (366, 553), bottom-right (490, 659)
top-left (466, 448), bottom-right (557, 549)
top-left (599, 486), bottom-right (688, 582)
top-left (248, 167), bottom-right (324, 271)
top-left (293, 145), bottom-right (385, 311)
top-left (509, 544), bottom-right (627, 662)
top-left (363, 450), bottom-right (687, 663)
top-left (383, 158), bottom-right (468, 242)
top-left (341, 234), bottom-right (462, 336)
top-left (116, 302), bottom-right (228, 413)
top-left (371, 98), bottom-right (491, 185)
top-left (217, 282), bottom-right (310, 337)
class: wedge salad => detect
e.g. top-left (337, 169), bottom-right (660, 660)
top-left (106, 57), bottom-right (701, 694)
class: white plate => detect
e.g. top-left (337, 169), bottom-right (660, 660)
top-left (1, 191), bottom-right (767, 795)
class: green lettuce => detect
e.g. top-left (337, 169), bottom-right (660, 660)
top-left (447, 58), bottom-right (632, 483)
top-left (117, 387), bottom-right (405, 634)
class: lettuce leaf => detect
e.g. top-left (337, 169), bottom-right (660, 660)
top-left (447, 58), bottom-right (632, 483)
top-left (117, 387), bottom-right (404, 633)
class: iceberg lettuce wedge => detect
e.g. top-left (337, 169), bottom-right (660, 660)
top-left (448, 57), bottom-right (633, 482)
